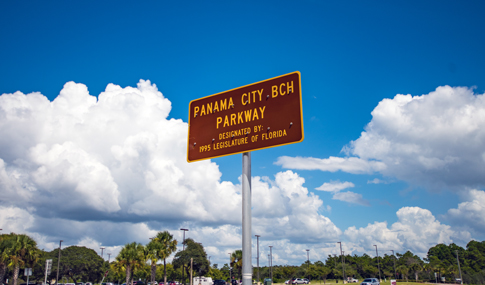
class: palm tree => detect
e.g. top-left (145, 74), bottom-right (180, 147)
top-left (0, 234), bottom-right (14, 285)
top-left (145, 243), bottom-right (159, 285)
top-left (230, 250), bottom-right (242, 279)
top-left (152, 231), bottom-right (178, 285)
top-left (396, 265), bottom-right (408, 282)
top-left (111, 260), bottom-right (127, 284)
top-left (116, 242), bottom-right (145, 285)
top-left (6, 234), bottom-right (39, 285)
top-left (409, 263), bottom-right (422, 282)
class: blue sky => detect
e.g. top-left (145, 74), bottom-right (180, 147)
top-left (1, 0), bottom-right (485, 266)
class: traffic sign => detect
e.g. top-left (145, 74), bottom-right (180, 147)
top-left (187, 71), bottom-right (303, 162)
top-left (46, 259), bottom-right (52, 275)
top-left (24, 268), bottom-right (32, 276)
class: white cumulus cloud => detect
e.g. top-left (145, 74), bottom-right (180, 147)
top-left (345, 206), bottom-right (471, 257)
top-left (446, 189), bottom-right (485, 235)
top-left (0, 80), bottom-right (344, 266)
top-left (277, 86), bottom-right (485, 191)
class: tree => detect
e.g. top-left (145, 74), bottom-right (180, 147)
top-left (110, 260), bottom-right (127, 284)
top-left (172, 239), bottom-right (209, 282)
top-left (396, 265), bottom-right (408, 282)
top-left (6, 234), bottom-right (40, 285)
top-left (314, 265), bottom-right (331, 283)
top-left (51, 246), bottom-right (105, 284)
top-left (409, 263), bottom-right (422, 282)
top-left (0, 234), bottom-right (15, 285)
top-left (151, 231), bottom-right (178, 285)
top-left (230, 250), bottom-right (242, 279)
top-left (145, 243), bottom-right (159, 285)
top-left (116, 242), bottom-right (145, 285)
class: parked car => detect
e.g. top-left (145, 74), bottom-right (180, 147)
top-left (360, 279), bottom-right (379, 285)
top-left (347, 277), bottom-right (358, 283)
top-left (285, 281), bottom-right (290, 285)
top-left (291, 279), bottom-right (308, 284)
top-left (213, 280), bottom-right (226, 285)
top-left (303, 279), bottom-right (310, 284)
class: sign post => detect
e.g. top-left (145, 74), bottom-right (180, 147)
top-left (45, 259), bottom-right (53, 285)
top-left (187, 72), bottom-right (303, 285)
top-left (241, 152), bottom-right (251, 285)
top-left (25, 268), bottom-right (32, 285)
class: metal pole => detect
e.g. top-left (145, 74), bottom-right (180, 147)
top-left (269, 245), bottom-right (273, 282)
top-left (374, 245), bottom-right (381, 282)
top-left (306, 249), bottom-right (310, 281)
top-left (306, 249), bottom-right (310, 269)
top-left (44, 260), bottom-right (49, 285)
top-left (255, 235), bottom-right (260, 284)
top-left (455, 250), bottom-right (463, 285)
top-left (181, 229), bottom-right (189, 285)
top-left (229, 253), bottom-right (232, 279)
top-left (268, 255), bottom-right (270, 278)
top-left (100, 247), bottom-right (105, 259)
top-left (108, 253), bottom-right (111, 263)
top-left (337, 242), bottom-right (345, 282)
top-left (390, 250), bottom-right (396, 280)
top-left (56, 240), bottom-right (63, 285)
top-left (242, 152), bottom-right (252, 285)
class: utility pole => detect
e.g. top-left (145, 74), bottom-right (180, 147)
top-left (306, 249), bottom-right (310, 281)
top-left (229, 253), bottom-right (232, 279)
top-left (181, 229), bottom-right (189, 285)
top-left (268, 254), bottom-right (270, 279)
top-left (337, 242), bottom-right (345, 282)
top-left (100, 247), bottom-right (105, 259)
top-left (455, 250), bottom-right (463, 285)
top-left (56, 240), bottom-right (63, 285)
top-left (255, 235), bottom-right (260, 285)
top-left (108, 253), bottom-right (111, 263)
top-left (269, 246), bottom-right (273, 281)
top-left (390, 250), bottom-right (397, 280)
top-left (374, 245), bottom-right (381, 282)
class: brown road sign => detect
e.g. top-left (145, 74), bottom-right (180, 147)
top-left (187, 71), bottom-right (303, 162)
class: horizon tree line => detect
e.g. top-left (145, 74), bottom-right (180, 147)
top-left (2, 232), bottom-right (485, 285)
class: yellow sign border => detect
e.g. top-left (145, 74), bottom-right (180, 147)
top-left (187, 71), bottom-right (303, 162)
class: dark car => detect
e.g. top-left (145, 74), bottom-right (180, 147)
top-left (213, 280), bottom-right (226, 285)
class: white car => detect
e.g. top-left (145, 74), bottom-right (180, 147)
top-left (291, 279), bottom-right (309, 284)
top-left (347, 278), bottom-right (358, 283)
top-left (360, 279), bottom-right (379, 285)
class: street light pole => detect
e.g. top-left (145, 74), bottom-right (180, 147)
top-left (100, 247), bottom-right (105, 259)
top-left (374, 245), bottom-right (381, 282)
top-left (181, 228), bottom-right (189, 285)
top-left (229, 253), bottom-right (232, 279)
top-left (306, 249), bottom-right (310, 281)
top-left (56, 240), bottom-right (63, 285)
top-left (337, 242), bottom-right (345, 282)
top-left (455, 250), bottom-right (463, 285)
top-left (390, 250), bottom-right (396, 280)
top-left (268, 255), bottom-right (270, 278)
top-left (255, 235), bottom-right (260, 284)
top-left (269, 246), bottom-right (273, 281)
